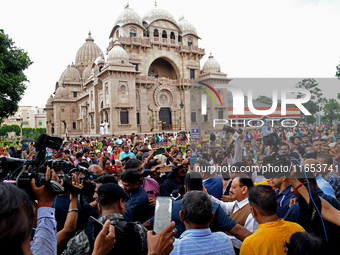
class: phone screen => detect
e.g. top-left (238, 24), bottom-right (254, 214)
top-left (159, 165), bottom-right (172, 173)
top-left (155, 148), bottom-right (166, 155)
top-left (154, 197), bottom-right (173, 234)
top-left (189, 157), bottom-right (198, 165)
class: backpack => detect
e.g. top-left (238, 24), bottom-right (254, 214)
top-left (63, 218), bottom-right (145, 255)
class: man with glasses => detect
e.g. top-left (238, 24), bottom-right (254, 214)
top-left (119, 145), bottom-right (136, 160)
top-left (88, 149), bottom-right (98, 165)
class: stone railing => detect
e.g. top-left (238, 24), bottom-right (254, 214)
top-left (118, 124), bottom-right (131, 128)
top-left (179, 45), bottom-right (205, 54)
top-left (135, 75), bottom-right (191, 86)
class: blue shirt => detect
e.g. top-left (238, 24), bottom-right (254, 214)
top-left (171, 228), bottom-right (235, 255)
top-left (126, 185), bottom-right (149, 223)
top-left (325, 172), bottom-right (340, 200)
top-left (31, 207), bottom-right (57, 255)
top-left (87, 158), bottom-right (98, 165)
top-left (150, 199), bottom-right (237, 238)
top-left (46, 148), bottom-right (54, 160)
top-left (53, 194), bottom-right (98, 232)
top-left (119, 151), bottom-right (136, 160)
top-left (22, 143), bottom-right (28, 151)
top-left (316, 175), bottom-right (336, 198)
top-left (203, 178), bottom-right (223, 200)
top-left (276, 185), bottom-right (296, 218)
top-left (160, 177), bottom-right (184, 197)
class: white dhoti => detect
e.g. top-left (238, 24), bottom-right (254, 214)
top-left (104, 122), bottom-right (109, 135)
top-left (100, 124), bottom-right (104, 135)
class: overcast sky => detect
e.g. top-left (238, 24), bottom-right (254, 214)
top-left (1, 0), bottom-right (340, 108)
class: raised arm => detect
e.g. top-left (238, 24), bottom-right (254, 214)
top-left (57, 176), bottom-right (82, 252)
top-left (289, 178), bottom-right (340, 227)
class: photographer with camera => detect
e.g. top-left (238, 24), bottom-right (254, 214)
top-left (0, 167), bottom-right (100, 255)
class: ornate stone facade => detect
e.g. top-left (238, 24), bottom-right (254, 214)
top-left (44, 4), bottom-right (230, 136)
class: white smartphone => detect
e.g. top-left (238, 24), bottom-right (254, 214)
top-left (153, 197), bottom-right (174, 234)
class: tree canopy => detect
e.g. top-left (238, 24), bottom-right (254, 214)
top-left (255, 95), bottom-right (295, 107)
top-left (321, 99), bottom-right (340, 124)
top-left (0, 29), bottom-right (32, 122)
top-left (295, 78), bottom-right (322, 124)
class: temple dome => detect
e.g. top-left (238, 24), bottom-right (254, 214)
top-left (46, 94), bottom-right (53, 105)
top-left (107, 41), bottom-right (130, 65)
top-left (54, 85), bottom-right (68, 98)
top-left (59, 64), bottom-right (81, 83)
top-left (75, 32), bottom-right (103, 66)
top-left (178, 16), bottom-right (197, 37)
top-left (202, 53), bottom-right (221, 73)
top-left (143, 6), bottom-right (177, 27)
top-left (115, 6), bottom-right (143, 28)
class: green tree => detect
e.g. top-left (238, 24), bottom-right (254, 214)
top-left (22, 127), bottom-right (46, 140)
top-left (0, 124), bottom-right (20, 136)
top-left (0, 29), bottom-right (33, 122)
top-left (256, 95), bottom-right (273, 105)
top-left (295, 78), bottom-right (322, 124)
top-left (321, 99), bottom-right (340, 124)
top-left (256, 95), bottom-right (295, 107)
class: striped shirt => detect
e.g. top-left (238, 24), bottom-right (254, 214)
top-left (171, 228), bottom-right (235, 255)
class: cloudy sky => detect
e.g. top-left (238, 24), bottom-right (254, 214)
top-left (1, 0), bottom-right (340, 108)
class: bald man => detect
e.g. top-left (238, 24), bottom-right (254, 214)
top-left (89, 164), bottom-right (104, 177)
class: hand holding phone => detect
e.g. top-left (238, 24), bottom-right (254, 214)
top-left (159, 165), bottom-right (172, 173)
top-left (154, 197), bottom-right (174, 234)
top-left (155, 148), bottom-right (166, 155)
top-left (321, 147), bottom-right (331, 155)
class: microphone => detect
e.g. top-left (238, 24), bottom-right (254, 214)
top-left (171, 190), bottom-right (181, 200)
top-left (230, 128), bottom-right (243, 145)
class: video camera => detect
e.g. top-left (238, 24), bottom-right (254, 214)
top-left (223, 125), bottom-right (235, 133)
top-left (262, 133), bottom-right (281, 147)
top-left (0, 134), bottom-right (95, 199)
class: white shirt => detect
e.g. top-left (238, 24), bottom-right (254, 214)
top-left (211, 196), bottom-right (259, 249)
top-left (107, 146), bottom-right (112, 154)
top-left (286, 131), bottom-right (293, 139)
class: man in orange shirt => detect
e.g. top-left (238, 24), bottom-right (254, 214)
top-left (240, 185), bottom-right (304, 255)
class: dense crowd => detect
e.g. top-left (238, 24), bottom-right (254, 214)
top-left (1, 122), bottom-right (340, 255)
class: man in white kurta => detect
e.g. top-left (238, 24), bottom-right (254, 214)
top-left (210, 176), bottom-right (258, 249)
top-left (100, 123), bottom-right (104, 135)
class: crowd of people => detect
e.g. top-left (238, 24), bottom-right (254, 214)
top-left (1, 122), bottom-right (340, 254)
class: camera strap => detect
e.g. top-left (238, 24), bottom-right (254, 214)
top-left (298, 190), bottom-right (325, 239)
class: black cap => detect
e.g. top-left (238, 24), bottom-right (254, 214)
top-left (97, 183), bottom-right (129, 200)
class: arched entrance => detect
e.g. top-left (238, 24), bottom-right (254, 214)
top-left (61, 121), bottom-right (67, 135)
top-left (159, 107), bottom-right (172, 129)
top-left (148, 58), bottom-right (179, 79)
